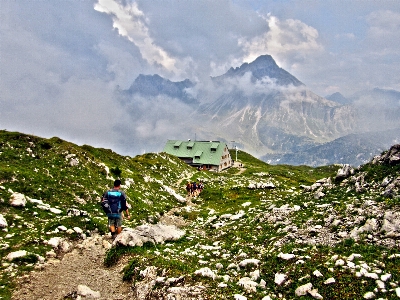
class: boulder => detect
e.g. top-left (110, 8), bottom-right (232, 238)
top-left (0, 214), bottom-right (7, 228)
top-left (6, 250), bottom-right (28, 261)
top-left (238, 259), bottom-right (260, 267)
top-left (9, 192), bottom-right (26, 207)
top-left (194, 267), bottom-right (216, 280)
top-left (77, 284), bottom-right (100, 299)
top-left (114, 224), bottom-right (185, 247)
top-left (295, 283), bottom-right (312, 296)
top-left (380, 144), bottom-right (400, 165)
top-left (381, 211), bottom-right (400, 234)
top-left (237, 277), bottom-right (258, 293)
top-left (274, 273), bottom-right (287, 286)
top-left (47, 237), bottom-right (63, 249)
top-left (335, 164), bottom-right (354, 180)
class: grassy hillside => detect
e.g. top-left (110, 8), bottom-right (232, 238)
top-left (0, 130), bottom-right (399, 299)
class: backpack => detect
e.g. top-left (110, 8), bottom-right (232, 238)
top-left (101, 191), bottom-right (122, 215)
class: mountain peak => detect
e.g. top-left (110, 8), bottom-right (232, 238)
top-left (215, 54), bottom-right (304, 87)
top-left (325, 92), bottom-right (351, 105)
top-left (127, 74), bottom-right (196, 103)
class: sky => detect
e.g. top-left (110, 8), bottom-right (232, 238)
top-left (1, 0), bottom-right (399, 155)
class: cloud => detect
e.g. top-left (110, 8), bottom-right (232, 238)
top-left (95, 0), bottom-right (270, 81)
top-left (365, 10), bottom-right (400, 54)
top-left (239, 14), bottom-right (323, 67)
top-left (335, 33), bottom-right (355, 40)
top-left (94, 0), bottom-right (179, 76)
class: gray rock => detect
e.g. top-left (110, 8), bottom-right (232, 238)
top-left (115, 223), bottom-right (185, 247)
top-left (295, 282), bottom-right (312, 296)
top-left (324, 278), bottom-right (335, 284)
top-left (0, 214), bottom-right (7, 228)
top-left (6, 250), bottom-right (28, 261)
top-left (133, 266), bottom-right (158, 300)
top-left (9, 192), bottom-right (26, 207)
top-left (363, 291), bottom-right (375, 299)
top-left (77, 284), bottom-right (100, 298)
top-left (379, 144), bottom-right (400, 165)
top-left (335, 164), bottom-right (354, 180)
top-left (360, 218), bottom-right (379, 233)
top-left (309, 289), bottom-right (323, 299)
top-left (237, 277), bottom-right (258, 293)
top-left (274, 273), bottom-right (287, 285)
top-left (381, 211), bottom-right (400, 233)
top-left (194, 267), bottom-right (216, 279)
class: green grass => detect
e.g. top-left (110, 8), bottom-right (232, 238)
top-left (0, 130), bottom-right (399, 299)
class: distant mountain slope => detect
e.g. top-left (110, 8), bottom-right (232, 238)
top-left (262, 128), bottom-right (400, 166)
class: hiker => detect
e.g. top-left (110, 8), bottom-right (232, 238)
top-left (186, 182), bottom-right (192, 196)
top-left (191, 181), bottom-right (197, 196)
top-left (198, 181), bottom-right (204, 193)
top-left (102, 179), bottom-right (130, 239)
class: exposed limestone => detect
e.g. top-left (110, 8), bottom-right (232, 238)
top-left (6, 250), bottom-right (28, 261)
top-left (133, 266), bottom-right (158, 300)
top-left (335, 164), bottom-right (354, 180)
top-left (278, 252), bottom-right (296, 260)
top-left (9, 192), bottom-right (26, 207)
top-left (237, 277), bottom-right (258, 293)
top-left (77, 284), bottom-right (100, 298)
top-left (194, 267), bottom-right (216, 279)
top-left (363, 291), bottom-right (375, 299)
top-left (295, 282), bottom-right (313, 296)
top-left (238, 259), bottom-right (260, 267)
top-left (324, 278), bottom-right (335, 284)
top-left (309, 288), bottom-right (323, 299)
top-left (274, 273), bottom-right (288, 285)
top-left (114, 223), bottom-right (185, 247)
top-left (373, 144), bottom-right (400, 165)
top-left (0, 214), bottom-right (7, 228)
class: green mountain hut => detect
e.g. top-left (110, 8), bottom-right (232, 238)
top-left (163, 140), bottom-right (233, 172)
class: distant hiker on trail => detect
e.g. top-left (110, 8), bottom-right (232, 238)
top-left (186, 182), bottom-right (192, 196)
top-left (191, 181), bottom-right (197, 196)
top-left (101, 179), bottom-right (130, 239)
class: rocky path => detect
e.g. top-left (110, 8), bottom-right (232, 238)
top-left (12, 234), bottom-right (134, 300)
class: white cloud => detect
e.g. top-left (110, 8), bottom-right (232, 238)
top-left (94, 0), bottom-right (179, 75)
top-left (365, 10), bottom-right (400, 53)
top-left (239, 14), bottom-right (323, 67)
top-left (335, 33), bottom-right (355, 40)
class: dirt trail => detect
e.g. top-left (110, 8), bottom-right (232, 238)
top-left (12, 179), bottom-right (195, 300)
top-left (12, 234), bottom-right (134, 300)
top-left (12, 212), bottom-right (191, 299)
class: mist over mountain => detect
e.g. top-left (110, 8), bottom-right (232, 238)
top-left (262, 128), bottom-right (400, 166)
top-left (116, 54), bottom-right (400, 165)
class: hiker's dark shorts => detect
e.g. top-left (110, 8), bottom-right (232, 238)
top-left (108, 217), bottom-right (122, 228)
